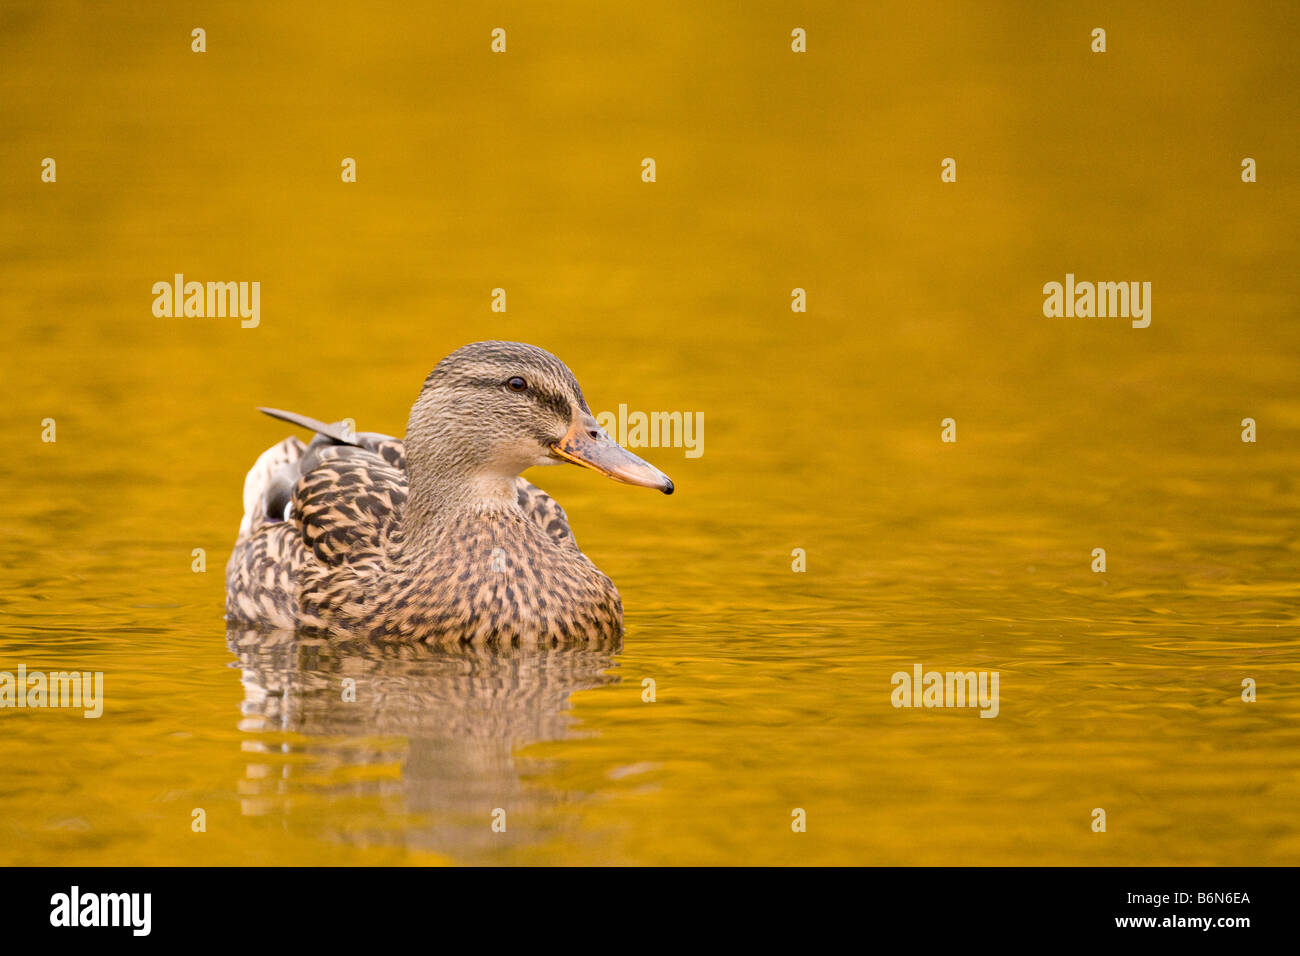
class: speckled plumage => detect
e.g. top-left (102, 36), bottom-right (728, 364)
top-left (225, 341), bottom-right (673, 646)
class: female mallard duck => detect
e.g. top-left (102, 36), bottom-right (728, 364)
top-left (225, 341), bottom-right (673, 645)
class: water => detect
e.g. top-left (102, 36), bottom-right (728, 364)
top-left (1, 1), bottom-right (1298, 865)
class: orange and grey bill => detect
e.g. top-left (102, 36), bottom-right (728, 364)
top-left (551, 414), bottom-right (675, 494)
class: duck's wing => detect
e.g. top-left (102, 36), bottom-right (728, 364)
top-left (227, 410), bottom-right (408, 630)
top-left (252, 409), bottom-right (408, 563)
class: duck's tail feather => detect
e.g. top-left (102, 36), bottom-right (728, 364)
top-left (236, 408), bottom-right (408, 541)
top-left (258, 406), bottom-right (361, 446)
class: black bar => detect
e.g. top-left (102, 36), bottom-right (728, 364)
top-left (0, 866), bottom-right (1279, 942)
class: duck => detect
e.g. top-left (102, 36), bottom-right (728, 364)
top-left (225, 341), bottom-right (674, 645)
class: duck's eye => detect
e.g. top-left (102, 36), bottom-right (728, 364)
top-left (507, 376), bottom-right (528, 392)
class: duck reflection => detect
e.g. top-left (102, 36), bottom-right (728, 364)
top-left (227, 626), bottom-right (621, 859)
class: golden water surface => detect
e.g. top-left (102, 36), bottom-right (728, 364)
top-left (1, 2), bottom-right (1298, 865)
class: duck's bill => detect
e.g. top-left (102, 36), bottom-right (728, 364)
top-left (551, 417), bottom-right (674, 495)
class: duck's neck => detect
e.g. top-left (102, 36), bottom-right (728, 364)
top-left (402, 425), bottom-right (521, 536)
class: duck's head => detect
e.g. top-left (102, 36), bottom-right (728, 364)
top-left (406, 341), bottom-right (674, 508)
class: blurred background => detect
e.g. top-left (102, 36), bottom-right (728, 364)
top-left (0, 1), bottom-right (1297, 864)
